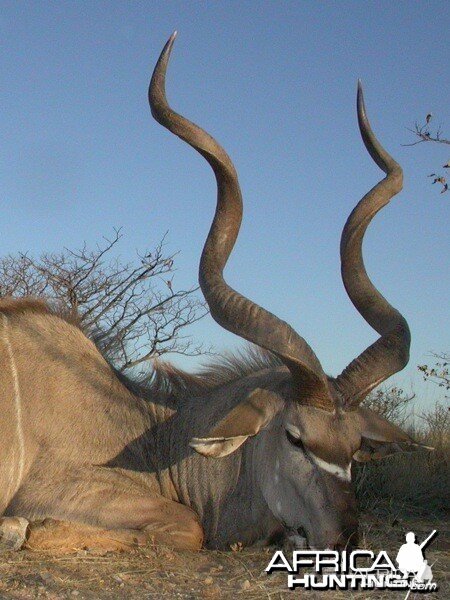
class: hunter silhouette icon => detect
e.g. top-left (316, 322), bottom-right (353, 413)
top-left (396, 530), bottom-right (436, 578)
top-left (416, 560), bottom-right (433, 583)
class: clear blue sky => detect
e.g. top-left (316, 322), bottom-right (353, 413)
top-left (1, 1), bottom-right (448, 406)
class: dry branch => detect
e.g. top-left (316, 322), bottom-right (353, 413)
top-left (0, 229), bottom-right (208, 373)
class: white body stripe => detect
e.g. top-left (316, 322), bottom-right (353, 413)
top-left (2, 314), bottom-right (25, 495)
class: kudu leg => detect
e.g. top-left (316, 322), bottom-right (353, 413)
top-left (25, 518), bottom-right (149, 553)
top-left (6, 468), bottom-right (204, 552)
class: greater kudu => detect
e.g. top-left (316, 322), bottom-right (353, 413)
top-left (0, 33), bottom-right (425, 552)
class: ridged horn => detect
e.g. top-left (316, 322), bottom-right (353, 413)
top-left (335, 81), bottom-right (411, 408)
top-left (149, 33), bottom-right (333, 409)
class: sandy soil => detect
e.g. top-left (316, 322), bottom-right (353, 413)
top-left (0, 514), bottom-right (448, 600)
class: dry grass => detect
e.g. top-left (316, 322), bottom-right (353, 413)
top-left (356, 394), bottom-right (449, 517)
top-left (0, 515), bottom-right (448, 599)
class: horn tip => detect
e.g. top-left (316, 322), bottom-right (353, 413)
top-left (356, 80), bottom-right (367, 121)
top-left (357, 80), bottom-right (364, 102)
top-left (164, 30), bottom-right (178, 53)
top-left (161, 31), bottom-right (178, 57)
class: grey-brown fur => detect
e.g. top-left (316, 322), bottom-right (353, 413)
top-left (0, 303), bottom-right (306, 548)
top-left (0, 300), bottom-right (418, 551)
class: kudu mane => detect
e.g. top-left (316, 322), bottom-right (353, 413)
top-left (112, 341), bottom-right (283, 402)
top-left (139, 346), bottom-right (284, 401)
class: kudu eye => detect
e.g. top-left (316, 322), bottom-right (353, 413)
top-left (285, 429), bottom-right (305, 451)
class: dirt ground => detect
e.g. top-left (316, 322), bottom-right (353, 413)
top-left (0, 514), bottom-right (448, 600)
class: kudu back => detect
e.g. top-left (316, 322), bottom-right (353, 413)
top-left (0, 34), bottom-right (427, 552)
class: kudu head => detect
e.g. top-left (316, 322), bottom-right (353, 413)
top-left (149, 33), bottom-right (424, 549)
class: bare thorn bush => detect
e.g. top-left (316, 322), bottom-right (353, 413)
top-left (0, 229), bottom-right (208, 374)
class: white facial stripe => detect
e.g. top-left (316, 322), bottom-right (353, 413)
top-left (286, 422), bottom-right (352, 481)
top-left (285, 423), bottom-right (302, 438)
top-left (309, 451), bottom-right (351, 482)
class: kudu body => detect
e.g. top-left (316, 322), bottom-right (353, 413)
top-left (0, 34), bottom-right (423, 552)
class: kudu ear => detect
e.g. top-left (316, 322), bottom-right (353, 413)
top-left (353, 407), bottom-right (433, 462)
top-left (190, 389), bottom-right (284, 458)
